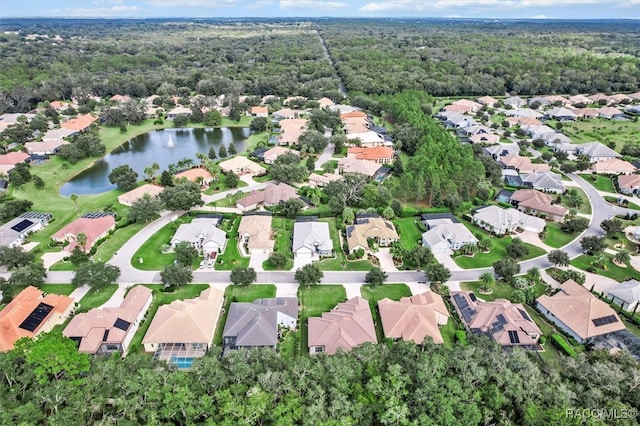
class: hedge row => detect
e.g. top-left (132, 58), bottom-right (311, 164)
top-left (550, 333), bottom-right (577, 358)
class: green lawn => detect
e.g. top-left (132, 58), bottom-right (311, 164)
top-left (131, 214), bottom-right (191, 270)
top-left (584, 175), bottom-right (615, 193)
top-left (316, 218), bottom-right (372, 271)
top-left (523, 306), bottom-right (565, 368)
top-left (202, 178), bottom-right (248, 196)
top-left (298, 285), bottom-right (347, 354)
top-left (213, 284), bottom-right (277, 345)
top-left (127, 284), bottom-right (210, 354)
top-left (543, 221), bottom-right (579, 248)
top-left (215, 216), bottom-right (249, 270)
top-left (560, 118), bottom-right (640, 149)
top-left (245, 130), bottom-right (270, 152)
top-left (263, 217), bottom-right (294, 271)
top-left (461, 280), bottom-right (547, 302)
top-left (76, 284), bottom-right (119, 313)
top-left (361, 284), bottom-right (412, 342)
top-left (393, 217), bottom-right (424, 250)
top-left (571, 254), bottom-right (640, 282)
top-left (454, 234), bottom-right (547, 269)
top-left (207, 189), bottom-right (250, 207)
top-left (561, 187), bottom-right (592, 215)
top-left (604, 196), bottom-right (640, 210)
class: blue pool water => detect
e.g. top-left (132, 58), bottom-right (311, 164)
top-left (171, 356), bottom-right (195, 369)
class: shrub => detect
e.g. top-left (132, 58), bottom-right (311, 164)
top-left (455, 330), bottom-right (468, 345)
top-left (551, 333), bottom-right (577, 358)
top-left (538, 335), bottom-right (547, 345)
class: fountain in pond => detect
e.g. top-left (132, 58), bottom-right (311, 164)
top-left (167, 134), bottom-right (175, 148)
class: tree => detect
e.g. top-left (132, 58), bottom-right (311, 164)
top-left (68, 246), bottom-right (90, 266)
top-left (406, 246), bottom-right (434, 269)
top-left (218, 145), bottom-right (228, 158)
top-left (381, 206), bottom-right (395, 220)
top-left (390, 242), bottom-right (407, 261)
top-left (278, 198), bottom-right (306, 219)
top-left (365, 267), bottom-right (388, 287)
top-left (208, 147), bottom-right (218, 160)
top-left (493, 259), bottom-right (520, 284)
top-left (76, 232), bottom-right (88, 252)
top-left (506, 237), bottom-right (529, 260)
top-left (13, 331), bottom-right (90, 385)
top-left (204, 110), bottom-right (222, 126)
top-left (0, 199), bottom-right (33, 221)
top-left (270, 152), bottom-right (309, 184)
top-left (174, 241), bottom-right (199, 268)
top-left (8, 162), bottom-right (31, 187)
top-left (298, 130), bottom-right (328, 153)
top-left (250, 117), bottom-right (268, 132)
top-left (580, 235), bottom-right (605, 255)
top-left (173, 115), bottom-right (189, 127)
top-left (330, 134), bottom-right (346, 155)
top-left (228, 143), bottom-right (237, 156)
top-left (306, 156), bottom-right (316, 172)
top-left (108, 165), bottom-right (138, 192)
top-left (548, 250), bottom-right (570, 267)
top-left (294, 263), bottom-right (323, 288)
top-left (129, 193), bottom-right (163, 223)
top-left (562, 216), bottom-right (589, 233)
top-left (0, 245), bottom-right (35, 270)
top-left (70, 193), bottom-right (79, 216)
top-left (32, 175), bottom-right (45, 188)
top-left (8, 263), bottom-right (46, 287)
top-left (526, 267), bottom-right (541, 284)
top-left (160, 170), bottom-right (174, 187)
top-left (342, 207), bottom-right (355, 224)
top-left (614, 249), bottom-right (631, 265)
top-left (159, 181), bottom-right (204, 210)
top-left (479, 272), bottom-right (495, 292)
top-left (600, 218), bottom-right (624, 238)
top-left (230, 266), bottom-right (257, 286)
top-left (424, 262), bottom-right (451, 284)
top-left (72, 261), bottom-right (120, 290)
top-left (224, 171), bottom-right (239, 188)
top-left (160, 264), bottom-right (192, 289)
top-left (267, 252), bottom-right (288, 269)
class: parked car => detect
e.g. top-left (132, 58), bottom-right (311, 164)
top-left (199, 261), bottom-right (205, 269)
top-left (207, 260), bottom-right (214, 268)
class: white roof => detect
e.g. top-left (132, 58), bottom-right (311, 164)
top-left (292, 221), bottom-right (332, 253)
top-left (609, 280), bottom-right (640, 306)
top-left (171, 218), bottom-right (226, 247)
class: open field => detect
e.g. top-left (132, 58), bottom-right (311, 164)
top-left (584, 174), bottom-right (616, 193)
top-left (560, 118), bottom-right (640, 149)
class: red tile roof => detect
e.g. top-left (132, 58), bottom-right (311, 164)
top-left (0, 151), bottom-right (30, 165)
top-left (347, 146), bottom-right (394, 161)
top-left (60, 114), bottom-right (97, 132)
top-left (52, 215), bottom-right (116, 252)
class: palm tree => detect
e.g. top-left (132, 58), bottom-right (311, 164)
top-left (461, 242), bottom-right (478, 256)
top-left (614, 250), bottom-right (631, 265)
top-left (526, 267), bottom-right (541, 285)
top-left (70, 193), bottom-right (79, 216)
top-left (593, 253), bottom-right (609, 270)
top-left (479, 272), bottom-right (495, 293)
top-left (144, 166), bottom-right (155, 182)
top-left (195, 152), bottom-right (208, 167)
top-left (389, 242), bottom-right (407, 261)
top-left (76, 232), bottom-right (88, 252)
top-left (477, 235), bottom-right (492, 252)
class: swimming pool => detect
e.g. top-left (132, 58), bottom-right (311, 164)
top-left (170, 356), bottom-right (195, 369)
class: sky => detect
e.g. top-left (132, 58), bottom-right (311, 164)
top-left (0, 0), bottom-right (638, 20)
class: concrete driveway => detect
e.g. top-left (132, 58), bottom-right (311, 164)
top-left (376, 248), bottom-right (398, 272)
top-left (276, 283), bottom-right (299, 297)
top-left (249, 250), bottom-right (270, 272)
top-left (293, 255), bottom-right (313, 270)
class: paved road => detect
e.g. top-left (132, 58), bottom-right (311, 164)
top-left (315, 143), bottom-right (335, 169)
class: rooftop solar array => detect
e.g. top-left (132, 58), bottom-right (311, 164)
top-left (295, 216), bottom-right (318, 222)
top-left (508, 330), bottom-right (521, 344)
top-left (81, 212), bottom-right (116, 219)
top-left (453, 294), bottom-right (477, 323)
top-left (469, 293), bottom-right (477, 302)
top-left (592, 315), bottom-right (618, 327)
top-left (195, 213), bottom-right (223, 220)
top-left (518, 308), bottom-right (531, 322)
top-left (19, 302), bottom-right (54, 332)
top-left (19, 212), bottom-right (52, 220)
top-left (102, 329), bottom-right (110, 342)
top-left (10, 219), bottom-right (34, 233)
top-left (490, 314), bottom-right (508, 334)
top-left (113, 318), bottom-right (131, 331)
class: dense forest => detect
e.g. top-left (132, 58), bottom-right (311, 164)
top-left (1, 331), bottom-right (639, 425)
top-left (1, 18), bottom-right (639, 113)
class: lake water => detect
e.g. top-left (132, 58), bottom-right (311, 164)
top-left (60, 127), bottom-right (250, 196)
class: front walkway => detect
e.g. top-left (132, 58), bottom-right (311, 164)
top-left (517, 230), bottom-right (553, 253)
top-left (293, 255), bottom-right (313, 270)
top-left (406, 282), bottom-right (430, 295)
top-left (248, 250), bottom-right (270, 272)
top-left (69, 284), bottom-right (92, 302)
top-left (42, 251), bottom-right (68, 270)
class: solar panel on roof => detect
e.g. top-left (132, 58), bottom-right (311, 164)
top-left (469, 293), bottom-right (477, 302)
top-left (18, 302), bottom-right (54, 332)
top-left (113, 318), bottom-right (131, 331)
top-left (453, 294), bottom-right (469, 310)
top-left (10, 219), bottom-right (34, 233)
top-left (592, 315), bottom-right (618, 327)
top-left (81, 212), bottom-right (115, 219)
top-left (102, 329), bottom-right (110, 342)
top-left (461, 309), bottom-right (473, 322)
top-left (518, 308), bottom-right (531, 322)
top-left (385, 222), bottom-right (393, 230)
top-left (508, 330), bottom-right (520, 344)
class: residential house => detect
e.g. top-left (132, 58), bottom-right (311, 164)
top-left (117, 184), bottom-right (164, 206)
top-left (236, 183), bottom-right (300, 211)
top-left (0, 286), bottom-right (74, 352)
top-left (596, 106), bottom-right (625, 119)
top-left (238, 214), bottom-right (275, 255)
top-left (0, 113), bottom-right (35, 132)
top-left (222, 297), bottom-right (298, 352)
top-left (626, 105), bottom-right (640, 115)
top-left (574, 142), bottom-right (621, 162)
top-left (568, 94), bottom-right (593, 105)
top-left (219, 156), bottom-right (266, 176)
top-left (469, 133), bottom-right (500, 145)
top-left (451, 291), bottom-right (541, 349)
top-left (283, 96), bottom-right (306, 106)
top-left (292, 220), bottom-right (332, 260)
top-left (521, 171), bottom-right (565, 193)
top-left (263, 146), bottom-right (299, 165)
top-left (317, 97), bottom-right (335, 108)
top-left (250, 106), bottom-right (268, 117)
top-left (346, 214), bottom-right (399, 253)
top-left (272, 108), bottom-right (295, 121)
top-left (340, 110), bottom-right (368, 120)
top-left (52, 213), bottom-right (116, 252)
top-left (308, 172), bottom-right (344, 188)
top-left (49, 100), bottom-right (72, 111)
top-left (472, 205), bottom-right (545, 234)
top-left (60, 113), bottom-right (97, 133)
top-left (378, 292), bottom-right (450, 344)
top-left (608, 280), bottom-right (640, 312)
top-left (618, 174), bottom-right (640, 195)
top-left (24, 140), bottom-right (70, 155)
top-left (544, 95), bottom-right (570, 106)
top-left (446, 99), bottom-right (482, 114)
top-left (338, 157), bottom-right (382, 178)
top-left (235, 190), bottom-right (264, 211)
top-left (64, 286), bottom-right (153, 355)
top-left (436, 111), bottom-right (476, 129)
top-left (175, 168), bottom-right (214, 186)
top-left (0, 212), bottom-right (53, 248)
top-left (166, 106), bottom-right (192, 120)
top-left (504, 108), bottom-right (543, 119)
top-left (276, 129), bottom-right (303, 145)
top-left (609, 93), bottom-right (632, 104)
top-left (540, 131), bottom-right (571, 146)
top-left (504, 96), bottom-right (526, 108)
top-left (170, 217), bottom-right (227, 254)
top-left (499, 155), bottom-right (551, 174)
top-left (347, 146), bottom-right (394, 164)
top-left (571, 108), bottom-right (600, 119)
top-left (536, 280), bottom-right (625, 343)
top-left (142, 287), bottom-right (224, 366)
top-left (345, 130), bottom-right (387, 147)
top-left (0, 152), bottom-right (30, 172)
top-left (505, 116), bottom-right (542, 127)
top-left (528, 96), bottom-right (550, 108)
top-left (476, 96), bottom-right (498, 107)
top-left (261, 95), bottom-right (279, 104)
top-left (545, 107), bottom-right (577, 121)
top-left (421, 218), bottom-right (478, 254)
top-left (460, 124), bottom-right (492, 137)
top-left (308, 296), bottom-right (377, 355)
top-left (109, 94), bottom-right (131, 103)
top-left (590, 158), bottom-right (636, 175)
top-left (509, 189), bottom-right (567, 222)
top-left (482, 143), bottom-right (520, 160)
top-left (279, 118), bottom-right (308, 134)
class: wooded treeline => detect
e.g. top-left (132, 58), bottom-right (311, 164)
top-left (321, 19), bottom-right (640, 96)
top-left (1, 331), bottom-right (639, 425)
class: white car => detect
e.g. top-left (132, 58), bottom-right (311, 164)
top-left (207, 260), bottom-right (214, 268)
top-left (199, 261), bottom-right (206, 269)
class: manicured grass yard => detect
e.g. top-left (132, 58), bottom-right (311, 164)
top-left (215, 216), bottom-right (249, 270)
top-left (361, 284), bottom-right (412, 341)
top-left (263, 217), bottom-right (294, 271)
top-left (584, 175), bottom-right (615, 193)
top-left (604, 196), bottom-right (640, 210)
top-left (543, 221), bottom-right (579, 249)
top-left (461, 280), bottom-right (547, 302)
top-left (202, 179), bottom-right (247, 197)
top-left (571, 254), bottom-right (640, 282)
top-left (127, 283), bottom-right (210, 354)
top-left (561, 187), bottom-right (592, 215)
top-left (76, 284), bottom-right (119, 313)
top-left (131, 214), bottom-right (193, 270)
top-left (298, 285), bottom-right (347, 354)
top-left (454, 234), bottom-right (546, 269)
top-left (213, 284), bottom-right (277, 345)
top-left (393, 217), bottom-right (424, 250)
top-left (316, 218), bottom-right (371, 271)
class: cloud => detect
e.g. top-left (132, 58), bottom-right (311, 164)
top-left (359, 0), bottom-right (637, 13)
top-left (52, 5), bottom-right (140, 16)
top-left (279, 0), bottom-right (347, 9)
top-left (144, 0), bottom-right (237, 8)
